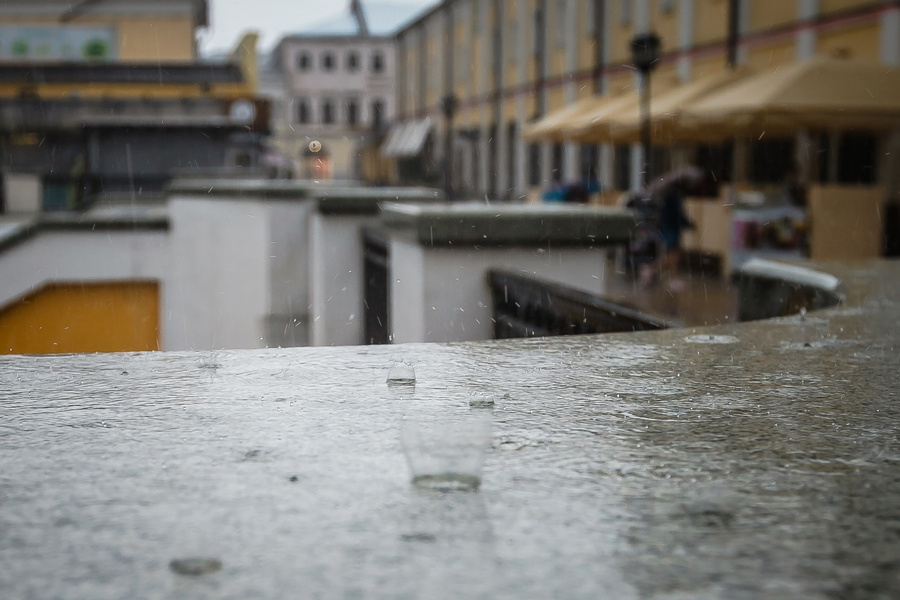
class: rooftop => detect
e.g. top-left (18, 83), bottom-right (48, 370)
top-left (2, 259), bottom-right (898, 597)
top-left (289, 1), bottom-right (435, 38)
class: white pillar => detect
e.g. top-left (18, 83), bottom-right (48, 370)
top-left (634, 0), bottom-right (650, 33)
top-left (630, 145), bottom-right (643, 192)
top-left (882, 4), bottom-right (900, 66)
top-left (563, 0), bottom-right (580, 182)
top-left (678, 0), bottom-right (694, 81)
top-left (796, 0), bottom-right (818, 60)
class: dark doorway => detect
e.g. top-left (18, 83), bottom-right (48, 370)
top-left (363, 231), bottom-right (390, 344)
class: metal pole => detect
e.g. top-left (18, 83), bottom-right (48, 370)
top-left (640, 69), bottom-right (652, 188)
top-left (726, 0), bottom-right (740, 68)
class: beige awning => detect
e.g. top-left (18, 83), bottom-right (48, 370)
top-left (522, 96), bottom-right (610, 142)
top-left (565, 90), bottom-right (641, 142)
top-left (381, 118), bottom-right (433, 158)
top-left (678, 57), bottom-right (900, 138)
top-left (600, 66), bottom-right (756, 144)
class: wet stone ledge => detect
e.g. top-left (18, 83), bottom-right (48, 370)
top-left (0, 261), bottom-right (898, 598)
top-left (381, 202), bottom-right (637, 247)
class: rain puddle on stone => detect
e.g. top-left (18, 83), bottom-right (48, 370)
top-left (411, 473), bottom-right (482, 492)
top-left (467, 391), bottom-right (495, 409)
top-left (683, 334), bottom-right (739, 344)
top-left (386, 363), bottom-right (416, 385)
top-left (169, 558), bottom-right (222, 576)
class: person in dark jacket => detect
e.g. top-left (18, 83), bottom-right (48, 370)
top-left (656, 181), bottom-right (695, 291)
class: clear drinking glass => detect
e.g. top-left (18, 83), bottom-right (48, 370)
top-left (400, 414), bottom-right (492, 492)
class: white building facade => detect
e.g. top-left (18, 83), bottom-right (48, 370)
top-left (270, 1), bottom-right (423, 180)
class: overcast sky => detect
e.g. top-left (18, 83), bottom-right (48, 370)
top-left (199, 0), bottom-right (436, 56)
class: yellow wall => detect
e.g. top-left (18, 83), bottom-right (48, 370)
top-left (694, 0), bottom-right (730, 46)
top-left (820, 0), bottom-right (871, 16)
top-left (116, 18), bottom-right (195, 61)
top-left (746, 40), bottom-right (796, 68)
top-left (608, 2), bottom-right (636, 64)
top-left (747, 2), bottom-right (797, 33)
top-left (690, 53), bottom-right (729, 78)
top-left (650, 5), bottom-right (680, 56)
top-left (0, 82), bottom-right (250, 101)
top-left (817, 23), bottom-right (880, 60)
top-left (0, 16), bottom-right (196, 61)
top-left (0, 282), bottom-right (160, 355)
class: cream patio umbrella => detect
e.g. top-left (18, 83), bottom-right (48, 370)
top-left (677, 56), bottom-right (900, 138)
top-left (564, 89), bottom-right (642, 143)
top-left (522, 94), bottom-right (639, 142)
top-left (522, 96), bottom-right (607, 142)
top-left (599, 66), bottom-right (756, 144)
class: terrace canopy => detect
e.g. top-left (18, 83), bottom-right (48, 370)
top-left (523, 91), bottom-right (646, 143)
top-left (522, 96), bottom-right (610, 142)
top-left (677, 56), bottom-right (900, 139)
top-left (597, 66), bottom-right (756, 144)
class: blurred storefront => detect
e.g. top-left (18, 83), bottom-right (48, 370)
top-left (390, 0), bottom-right (900, 267)
top-left (0, 0), bottom-right (269, 213)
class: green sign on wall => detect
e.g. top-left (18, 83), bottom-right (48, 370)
top-left (0, 26), bottom-right (118, 61)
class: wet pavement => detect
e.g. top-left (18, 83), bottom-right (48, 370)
top-left (0, 260), bottom-right (898, 599)
top-left (605, 265), bottom-right (739, 327)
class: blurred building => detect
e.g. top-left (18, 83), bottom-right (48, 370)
top-left (390, 0), bottom-right (900, 201)
top-left (269, 0), bottom-right (428, 181)
top-left (0, 0), bottom-right (268, 212)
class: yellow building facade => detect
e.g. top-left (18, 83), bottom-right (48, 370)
top-left (393, 0), bottom-right (900, 198)
top-left (0, 0), bottom-right (207, 62)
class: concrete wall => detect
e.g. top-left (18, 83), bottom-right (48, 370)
top-left (309, 211), bottom-right (378, 346)
top-left (166, 198), bottom-right (270, 350)
top-left (389, 239), bottom-right (609, 343)
top-left (267, 200), bottom-right (312, 346)
top-left (0, 229), bottom-right (169, 311)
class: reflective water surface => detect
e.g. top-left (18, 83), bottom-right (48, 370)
top-left (1, 262), bottom-right (898, 599)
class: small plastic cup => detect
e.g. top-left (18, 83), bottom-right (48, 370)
top-left (387, 363), bottom-right (416, 385)
top-left (401, 415), bottom-right (492, 492)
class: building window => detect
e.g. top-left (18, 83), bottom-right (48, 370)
top-left (551, 143), bottom-right (563, 183)
top-left (322, 52), bottom-right (335, 71)
top-left (508, 18), bottom-right (518, 64)
top-left (528, 144), bottom-right (541, 186)
top-left (346, 99), bottom-right (359, 126)
top-left (297, 52), bottom-right (311, 71)
top-left (696, 142), bottom-right (733, 186)
top-left (296, 98), bottom-right (310, 124)
top-left (838, 133), bottom-right (877, 184)
top-left (371, 100), bottom-right (385, 130)
top-left (372, 51), bottom-right (385, 73)
top-left (587, 0), bottom-right (598, 36)
top-left (581, 144), bottom-right (599, 184)
top-left (322, 99), bottom-right (335, 125)
top-left (621, 0), bottom-right (632, 25)
top-left (614, 144), bottom-right (631, 190)
top-left (556, 0), bottom-right (567, 47)
top-left (346, 51), bottom-right (359, 71)
top-left (533, 7), bottom-right (545, 57)
top-left (750, 138), bottom-right (794, 184)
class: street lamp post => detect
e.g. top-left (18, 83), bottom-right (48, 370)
top-left (630, 32), bottom-right (661, 189)
top-left (441, 94), bottom-right (458, 200)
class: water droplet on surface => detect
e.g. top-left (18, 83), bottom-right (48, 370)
top-left (411, 473), bottom-right (481, 492)
top-left (684, 334), bottom-right (739, 345)
top-left (387, 363), bottom-right (416, 385)
top-left (400, 532), bottom-right (437, 543)
top-left (468, 393), bottom-right (495, 409)
top-left (169, 558), bottom-right (222, 576)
